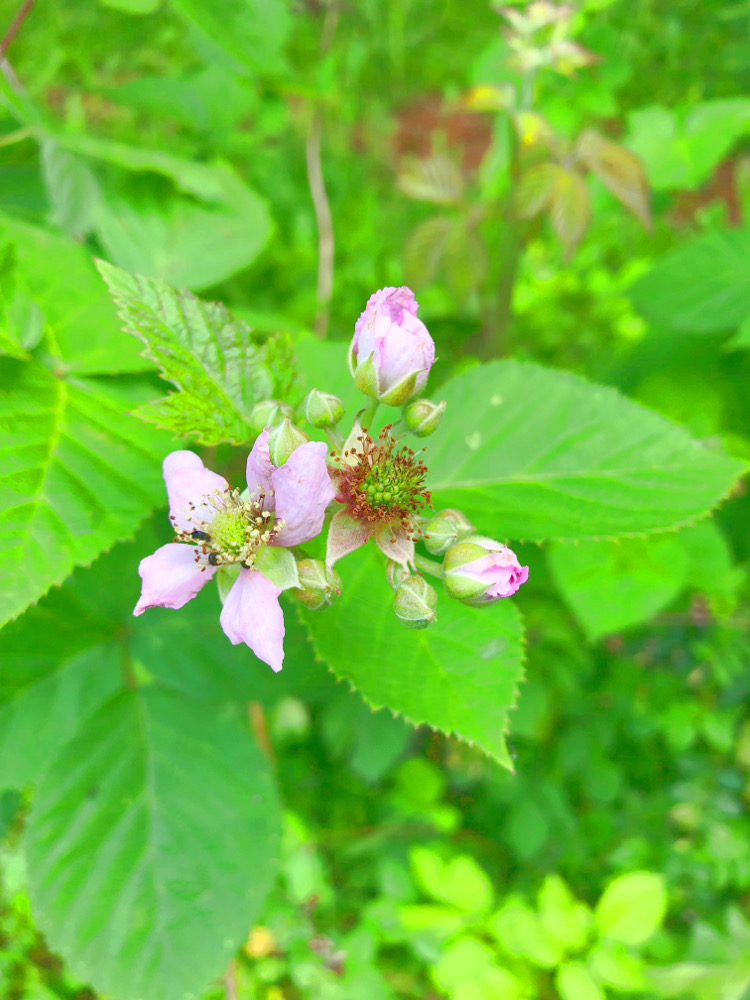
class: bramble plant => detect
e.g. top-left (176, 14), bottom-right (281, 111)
top-left (2, 1), bottom-right (750, 999)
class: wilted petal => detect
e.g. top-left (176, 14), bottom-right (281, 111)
top-left (326, 509), bottom-right (373, 567)
top-left (245, 428), bottom-right (275, 505)
top-left (375, 520), bottom-right (415, 570)
top-left (134, 543), bottom-right (214, 615)
top-left (219, 568), bottom-right (285, 672)
top-left (163, 451), bottom-right (228, 533)
top-left (273, 441), bottom-right (335, 546)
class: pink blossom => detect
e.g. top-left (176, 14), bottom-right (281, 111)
top-left (349, 286), bottom-right (435, 405)
top-left (444, 535), bottom-right (529, 605)
top-left (134, 433), bottom-right (334, 672)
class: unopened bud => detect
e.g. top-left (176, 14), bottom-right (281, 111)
top-left (268, 417), bottom-right (309, 467)
top-left (393, 574), bottom-right (438, 629)
top-left (444, 535), bottom-right (528, 605)
top-left (292, 558), bottom-right (342, 610)
top-left (403, 397), bottom-right (446, 437)
top-left (304, 388), bottom-right (345, 428)
top-left (248, 399), bottom-right (294, 435)
top-left (424, 508), bottom-right (475, 556)
top-left (386, 560), bottom-right (411, 590)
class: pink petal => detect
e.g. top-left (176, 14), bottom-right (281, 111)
top-left (272, 441), bottom-right (335, 546)
top-left (245, 428), bottom-right (275, 506)
top-left (375, 521), bottom-right (415, 569)
top-left (326, 509), bottom-right (373, 567)
top-left (134, 543), bottom-right (215, 615)
top-left (219, 568), bottom-right (285, 672)
top-left (163, 451), bottom-right (228, 533)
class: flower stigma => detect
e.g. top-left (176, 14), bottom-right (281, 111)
top-left (170, 487), bottom-right (283, 568)
top-left (333, 426), bottom-right (432, 527)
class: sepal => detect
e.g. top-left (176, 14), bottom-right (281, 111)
top-left (393, 574), bottom-right (438, 629)
top-left (292, 558), bottom-right (342, 610)
top-left (403, 397), bottom-right (446, 436)
top-left (268, 418), bottom-right (310, 467)
top-left (254, 546), bottom-right (300, 591)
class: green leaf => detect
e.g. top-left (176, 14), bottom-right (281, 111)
top-left (397, 155), bottom-right (464, 205)
top-left (25, 686), bottom-right (281, 1000)
top-left (725, 314), bottom-right (750, 351)
top-left (40, 141), bottom-right (101, 240)
top-left (576, 129), bottom-right (651, 228)
top-left (547, 534), bottom-right (689, 641)
top-left (555, 962), bottom-right (606, 1000)
top-left (488, 898), bottom-right (562, 968)
top-left (99, 0), bottom-right (161, 11)
top-left (97, 260), bottom-right (295, 443)
top-left (410, 847), bottom-right (494, 914)
top-left (0, 213), bottom-right (148, 374)
top-left (94, 174), bottom-right (271, 290)
top-left (301, 544), bottom-right (524, 767)
top-left (169, 0), bottom-right (291, 77)
top-left (595, 871), bottom-right (667, 945)
top-left (0, 357), bottom-right (171, 627)
top-left (630, 228), bottom-right (750, 333)
top-left (427, 361), bottom-right (745, 541)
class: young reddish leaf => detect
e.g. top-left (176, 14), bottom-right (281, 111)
top-left (515, 163), bottom-right (561, 220)
top-left (549, 169), bottom-right (591, 258)
top-left (576, 129), bottom-right (652, 229)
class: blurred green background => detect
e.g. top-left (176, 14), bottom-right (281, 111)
top-left (2, 0), bottom-right (750, 998)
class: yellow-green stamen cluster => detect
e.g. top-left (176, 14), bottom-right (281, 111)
top-left (171, 487), bottom-right (282, 568)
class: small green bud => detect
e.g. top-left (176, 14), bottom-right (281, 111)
top-left (304, 388), bottom-right (345, 428)
top-left (292, 558), bottom-right (342, 610)
top-left (424, 508), bottom-right (475, 556)
top-left (268, 417), bottom-right (309, 467)
top-left (385, 559), bottom-right (411, 590)
top-left (393, 574), bottom-right (438, 629)
top-left (403, 397), bottom-right (446, 437)
top-left (248, 399), bottom-right (294, 434)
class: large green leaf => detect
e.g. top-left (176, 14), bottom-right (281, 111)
top-left (301, 545), bottom-right (524, 768)
top-left (547, 534), bottom-right (689, 641)
top-left (0, 213), bottom-right (148, 374)
top-left (0, 523), bottom-right (338, 788)
top-left (629, 229), bottom-right (750, 333)
top-left (426, 361), bottom-right (745, 542)
top-left (25, 686), bottom-right (281, 1000)
top-left (97, 260), bottom-right (295, 443)
top-left (0, 356), bottom-right (170, 626)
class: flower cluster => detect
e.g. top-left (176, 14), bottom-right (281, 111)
top-left (135, 285), bottom-right (528, 669)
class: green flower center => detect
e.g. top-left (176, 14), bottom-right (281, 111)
top-left (173, 487), bottom-right (282, 567)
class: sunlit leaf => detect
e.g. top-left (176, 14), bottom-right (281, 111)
top-left (576, 129), bottom-right (651, 228)
top-left (398, 155), bottom-right (464, 205)
top-left (515, 162), bottom-right (560, 219)
top-left (549, 169), bottom-right (590, 257)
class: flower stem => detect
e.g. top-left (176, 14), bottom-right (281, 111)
top-left (323, 426), bottom-right (343, 451)
top-left (361, 399), bottom-right (379, 433)
top-left (415, 553), bottom-right (444, 579)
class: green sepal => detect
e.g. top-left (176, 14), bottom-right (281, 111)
top-left (353, 352), bottom-right (380, 398)
top-left (380, 369), bottom-right (419, 407)
top-left (254, 546), bottom-right (300, 591)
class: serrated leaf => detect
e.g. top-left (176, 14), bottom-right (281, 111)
top-left (630, 228), bottom-right (750, 333)
top-left (576, 129), bottom-right (651, 228)
top-left (547, 534), bottom-right (689, 641)
top-left (0, 213), bottom-right (148, 374)
top-left (97, 260), bottom-right (295, 443)
top-left (301, 544), bottom-right (524, 768)
top-left (549, 169), bottom-right (590, 257)
top-left (427, 361), bottom-right (746, 541)
top-left (0, 356), bottom-right (171, 627)
top-left (515, 162), bottom-right (560, 219)
top-left (398, 155), bottom-right (464, 205)
top-left (25, 686), bottom-right (281, 1000)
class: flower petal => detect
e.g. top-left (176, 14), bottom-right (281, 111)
top-left (163, 451), bottom-right (228, 533)
top-left (375, 520), bottom-right (415, 569)
top-left (134, 543), bottom-right (215, 615)
top-left (272, 441), bottom-right (335, 546)
top-left (219, 568), bottom-right (285, 672)
top-left (245, 428), bottom-right (275, 505)
top-left (326, 509), bottom-right (373, 567)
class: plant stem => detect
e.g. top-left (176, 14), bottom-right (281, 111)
top-left (0, 0), bottom-right (36, 59)
top-left (323, 425), bottom-right (343, 451)
top-left (361, 399), bottom-right (379, 432)
top-left (415, 553), bottom-right (444, 579)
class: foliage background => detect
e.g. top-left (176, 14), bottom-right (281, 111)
top-left (1, 0), bottom-right (750, 998)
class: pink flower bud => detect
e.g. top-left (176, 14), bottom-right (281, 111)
top-left (349, 286), bottom-right (435, 406)
top-left (444, 535), bottom-right (529, 605)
